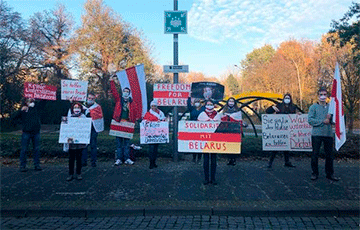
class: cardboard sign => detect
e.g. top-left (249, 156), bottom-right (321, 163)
top-left (24, 82), bottom-right (57, 101)
top-left (190, 82), bottom-right (224, 102)
top-left (140, 121), bottom-right (169, 144)
top-left (109, 119), bottom-right (135, 139)
top-left (61, 80), bottom-right (88, 101)
top-left (262, 114), bottom-right (312, 151)
top-left (59, 117), bottom-right (92, 144)
top-left (178, 121), bottom-right (241, 154)
top-left (153, 83), bottom-right (191, 106)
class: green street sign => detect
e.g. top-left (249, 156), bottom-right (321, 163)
top-left (164, 11), bottom-right (187, 34)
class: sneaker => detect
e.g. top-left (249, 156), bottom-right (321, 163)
top-left (20, 167), bottom-right (28, 172)
top-left (311, 174), bottom-right (318, 180)
top-left (76, 174), bottom-right (82, 180)
top-left (114, 159), bottom-right (122, 166)
top-left (203, 180), bottom-right (210, 185)
top-left (66, 175), bottom-right (74, 181)
top-left (125, 159), bottom-right (134, 165)
top-left (210, 180), bottom-right (218, 185)
top-left (326, 175), bottom-right (340, 181)
top-left (34, 166), bottom-right (42, 171)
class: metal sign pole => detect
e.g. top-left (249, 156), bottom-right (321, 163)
top-left (173, 0), bottom-right (179, 161)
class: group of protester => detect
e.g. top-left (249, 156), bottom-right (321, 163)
top-left (14, 82), bottom-right (339, 183)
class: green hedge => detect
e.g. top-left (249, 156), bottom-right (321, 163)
top-left (1, 133), bottom-right (358, 159)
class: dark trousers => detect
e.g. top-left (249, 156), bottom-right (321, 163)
top-left (82, 127), bottom-right (98, 166)
top-left (69, 148), bottom-right (83, 175)
top-left (203, 153), bottom-right (217, 182)
top-left (149, 144), bottom-right (159, 165)
top-left (311, 136), bottom-right (334, 177)
top-left (269, 151), bottom-right (290, 165)
top-left (193, 153), bottom-right (202, 161)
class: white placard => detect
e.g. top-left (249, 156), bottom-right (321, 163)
top-left (140, 121), bottom-right (169, 144)
top-left (262, 114), bottom-right (312, 151)
top-left (61, 80), bottom-right (88, 101)
top-left (59, 117), bottom-right (92, 144)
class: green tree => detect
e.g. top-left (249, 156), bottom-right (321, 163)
top-left (225, 74), bottom-right (240, 96)
top-left (73, 0), bottom-right (154, 98)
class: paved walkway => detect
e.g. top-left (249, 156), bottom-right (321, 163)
top-left (1, 156), bottom-right (359, 216)
top-left (2, 216), bottom-right (359, 229)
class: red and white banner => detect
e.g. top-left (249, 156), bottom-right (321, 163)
top-left (24, 82), bottom-right (57, 101)
top-left (116, 64), bottom-right (147, 120)
top-left (109, 119), bottom-right (135, 139)
top-left (329, 63), bottom-right (346, 151)
top-left (61, 80), bottom-right (88, 101)
top-left (178, 121), bottom-right (242, 154)
top-left (153, 83), bottom-right (191, 106)
top-left (88, 103), bottom-right (104, 133)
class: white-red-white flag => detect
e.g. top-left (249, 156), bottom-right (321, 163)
top-left (116, 64), bottom-right (148, 120)
top-left (328, 62), bottom-right (346, 151)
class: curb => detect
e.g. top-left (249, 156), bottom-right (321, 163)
top-left (2, 208), bottom-right (359, 218)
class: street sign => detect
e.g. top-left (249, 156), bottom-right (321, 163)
top-left (164, 11), bottom-right (187, 34)
top-left (163, 65), bottom-right (189, 73)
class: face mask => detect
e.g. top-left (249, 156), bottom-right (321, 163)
top-left (228, 102), bottom-right (235, 107)
top-left (204, 90), bottom-right (212, 99)
top-left (28, 102), bottom-right (35, 107)
top-left (284, 99), bottom-right (291, 104)
top-left (319, 95), bottom-right (327, 101)
top-left (206, 105), bottom-right (214, 110)
top-left (194, 102), bottom-right (200, 107)
top-left (73, 108), bottom-right (81, 114)
top-left (87, 100), bottom-right (94, 105)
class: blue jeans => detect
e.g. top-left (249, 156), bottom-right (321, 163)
top-left (82, 127), bottom-right (98, 166)
top-left (116, 137), bottom-right (130, 161)
top-left (20, 132), bottom-right (40, 168)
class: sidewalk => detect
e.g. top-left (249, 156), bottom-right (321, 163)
top-left (1, 156), bottom-right (359, 217)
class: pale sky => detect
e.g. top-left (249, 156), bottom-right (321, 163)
top-left (8, 0), bottom-right (353, 79)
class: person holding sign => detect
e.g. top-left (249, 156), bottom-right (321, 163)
top-left (187, 97), bottom-right (205, 163)
top-left (143, 100), bottom-right (166, 169)
top-left (66, 102), bottom-right (87, 181)
top-left (308, 88), bottom-right (339, 181)
top-left (221, 97), bottom-right (245, 166)
top-left (12, 98), bottom-right (45, 172)
top-left (198, 100), bottom-right (221, 185)
top-left (265, 93), bottom-right (298, 168)
top-left (81, 93), bottom-right (104, 167)
top-left (110, 77), bottom-right (135, 166)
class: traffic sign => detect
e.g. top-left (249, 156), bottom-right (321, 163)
top-left (163, 65), bottom-right (189, 73)
top-left (164, 11), bottom-right (187, 34)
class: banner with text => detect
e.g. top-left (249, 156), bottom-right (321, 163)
top-left (262, 114), bottom-right (312, 151)
top-left (153, 83), bottom-right (191, 106)
top-left (178, 121), bottom-right (241, 154)
top-left (59, 117), bottom-right (92, 144)
top-left (61, 80), bottom-right (88, 101)
top-left (109, 119), bottom-right (135, 139)
top-left (140, 121), bottom-right (169, 144)
top-left (24, 82), bottom-right (57, 101)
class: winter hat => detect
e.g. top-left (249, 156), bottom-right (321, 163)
top-left (150, 100), bottom-right (158, 106)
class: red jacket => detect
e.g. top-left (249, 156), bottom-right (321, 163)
top-left (110, 80), bottom-right (135, 122)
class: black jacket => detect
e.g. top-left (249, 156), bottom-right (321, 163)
top-left (266, 103), bottom-right (297, 114)
top-left (13, 101), bottom-right (44, 133)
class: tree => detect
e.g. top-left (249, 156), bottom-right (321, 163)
top-left (29, 4), bottom-right (74, 86)
top-left (73, 0), bottom-right (154, 98)
top-left (0, 1), bottom-right (35, 117)
top-left (225, 74), bottom-right (240, 96)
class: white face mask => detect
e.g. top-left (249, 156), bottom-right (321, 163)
top-left (123, 92), bottom-right (130, 98)
top-left (228, 102), bottom-right (235, 107)
top-left (206, 105), bottom-right (214, 110)
top-left (194, 102), bottom-right (200, 107)
top-left (87, 99), bottom-right (94, 105)
top-left (284, 98), bottom-right (291, 104)
top-left (73, 108), bottom-right (81, 114)
top-left (28, 102), bottom-right (35, 107)
top-left (319, 95), bottom-right (327, 102)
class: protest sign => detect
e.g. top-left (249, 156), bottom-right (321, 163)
top-left (109, 119), bottom-right (135, 139)
top-left (262, 114), bottom-right (312, 151)
top-left (140, 121), bottom-right (169, 144)
top-left (61, 80), bottom-right (88, 101)
top-left (153, 83), bottom-right (191, 106)
top-left (24, 82), bottom-right (57, 101)
top-left (59, 117), bottom-right (92, 144)
top-left (178, 121), bottom-right (241, 154)
top-left (190, 82), bottom-right (224, 102)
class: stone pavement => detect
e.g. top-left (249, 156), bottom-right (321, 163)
top-left (2, 216), bottom-right (359, 229)
top-left (1, 155), bottom-right (359, 217)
